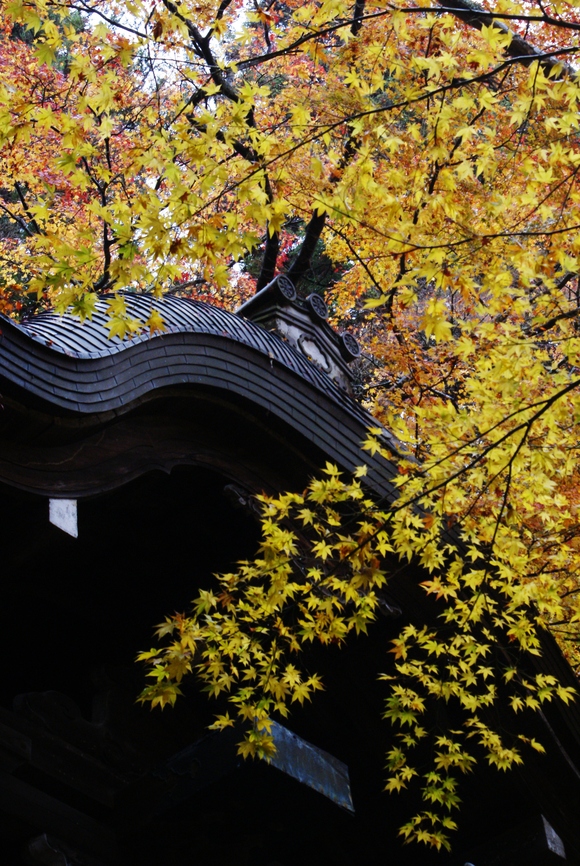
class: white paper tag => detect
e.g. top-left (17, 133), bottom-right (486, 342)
top-left (49, 499), bottom-right (78, 538)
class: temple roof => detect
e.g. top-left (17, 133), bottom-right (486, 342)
top-left (0, 288), bottom-right (403, 502)
top-left (5, 291), bottom-right (369, 422)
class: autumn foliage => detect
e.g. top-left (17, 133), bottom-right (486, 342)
top-left (5, 0), bottom-right (580, 850)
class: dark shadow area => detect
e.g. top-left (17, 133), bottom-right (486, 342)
top-left (0, 466), bottom-right (570, 866)
top-left (1, 466), bottom-right (260, 713)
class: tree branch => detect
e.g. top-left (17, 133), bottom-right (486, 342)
top-left (287, 212), bottom-right (327, 285)
top-left (14, 183), bottom-right (41, 235)
top-left (430, 0), bottom-right (576, 76)
top-left (351, 0), bottom-right (366, 36)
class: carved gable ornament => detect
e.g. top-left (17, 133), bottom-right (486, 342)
top-left (236, 275), bottom-right (360, 394)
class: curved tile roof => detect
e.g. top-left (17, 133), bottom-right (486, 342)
top-left (17, 293), bottom-right (358, 407)
top-left (12, 293), bottom-right (402, 446)
top-left (0, 293), bottom-right (402, 501)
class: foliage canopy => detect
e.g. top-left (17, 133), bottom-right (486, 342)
top-left (4, 0), bottom-right (580, 850)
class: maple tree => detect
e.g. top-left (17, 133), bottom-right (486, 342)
top-left (5, 0), bottom-right (580, 850)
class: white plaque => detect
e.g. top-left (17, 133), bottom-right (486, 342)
top-left (49, 499), bottom-right (78, 538)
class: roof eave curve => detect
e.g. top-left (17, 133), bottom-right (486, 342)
top-left (0, 296), bottom-right (401, 502)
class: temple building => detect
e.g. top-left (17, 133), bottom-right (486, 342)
top-left (0, 276), bottom-right (579, 865)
